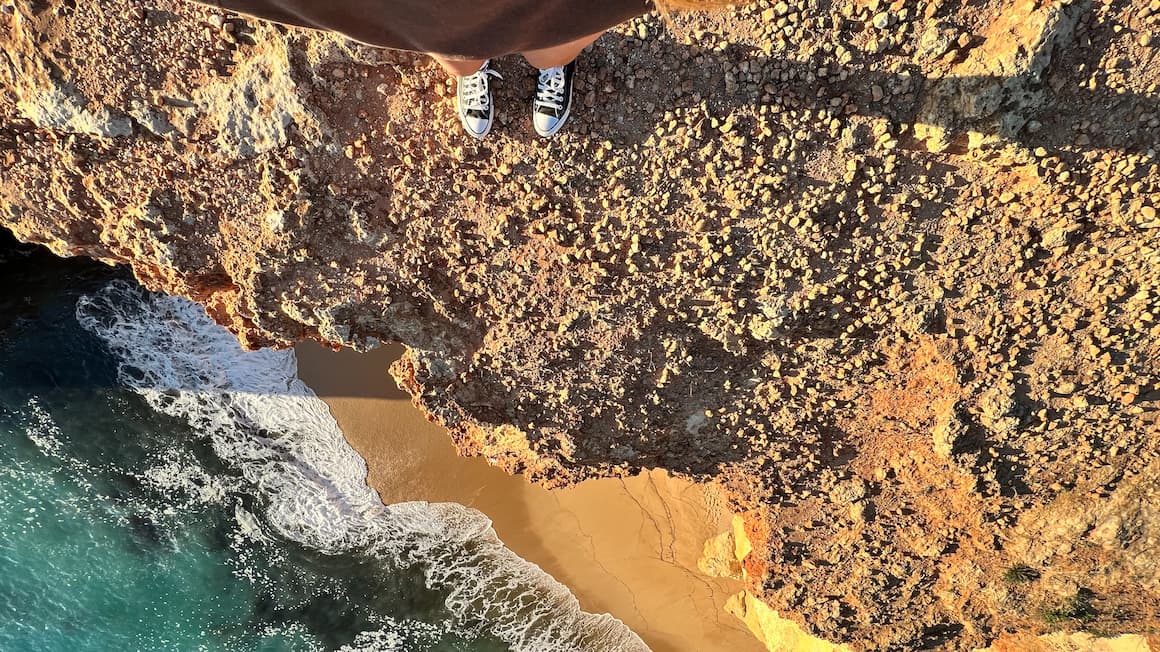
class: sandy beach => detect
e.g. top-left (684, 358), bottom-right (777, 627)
top-left (295, 342), bottom-right (764, 652)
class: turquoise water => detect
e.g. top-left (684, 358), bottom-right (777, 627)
top-left (0, 236), bottom-right (646, 652)
top-left (0, 245), bottom-right (496, 651)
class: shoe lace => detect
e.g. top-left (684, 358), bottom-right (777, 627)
top-left (535, 66), bottom-right (566, 112)
top-left (460, 64), bottom-right (501, 112)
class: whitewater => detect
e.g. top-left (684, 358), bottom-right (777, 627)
top-left (72, 280), bottom-right (649, 652)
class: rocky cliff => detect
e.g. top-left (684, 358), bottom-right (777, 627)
top-left (2, 0), bottom-right (1159, 648)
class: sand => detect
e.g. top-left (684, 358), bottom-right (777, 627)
top-left (295, 342), bottom-right (765, 652)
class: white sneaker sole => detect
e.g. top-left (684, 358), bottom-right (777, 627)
top-left (458, 103), bottom-right (493, 140)
top-left (534, 104), bottom-right (570, 138)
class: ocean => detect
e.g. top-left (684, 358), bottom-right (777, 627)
top-left (0, 233), bottom-right (645, 652)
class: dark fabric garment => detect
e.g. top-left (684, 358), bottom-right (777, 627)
top-left (208, 0), bottom-right (651, 58)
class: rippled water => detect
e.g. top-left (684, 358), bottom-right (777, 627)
top-left (0, 236), bottom-right (644, 652)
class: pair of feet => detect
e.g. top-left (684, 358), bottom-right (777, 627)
top-left (456, 61), bottom-right (576, 139)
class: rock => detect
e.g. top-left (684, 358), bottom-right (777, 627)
top-left (915, 22), bottom-right (953, 61)
top-left (933, 401), bottom-right (969, 458)
top-left (1040, 221), bottom-right (1074, 249)
top-left (979, 385), bottom-right (1023, 436)
top-left (698, 529), bottom-right (743, 579)
top-left (1140, 205), bottom-right (1158, 228)
top-left (725, 591), bottom-right (852, 652)
top-left (1011, 459), bottom-right (1160, 592)
top-left (265, 210), bottom-right (286, 233)
top-left (16, 82), bottom-right (133, 137)
top-left (746, 315), bottom-right (773, 341)
top-left (3, 0), bottom-right (1159, 649)
top-left (4, 34), bottom-right (133, 137)
top-left (914, 0), bottom-right (1089, 151)
top-left (848, 501), bottom-right (867, 522)
top-left (192, 26), bottom-right (322, 158)
top-left (829, 478), bottom-right (867, 503)
top-left (127, 100), bottom-right (177, 138)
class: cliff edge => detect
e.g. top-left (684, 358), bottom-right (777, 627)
top-left (2, 0), bottom-right (1159, 648)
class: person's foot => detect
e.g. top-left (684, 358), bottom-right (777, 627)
top-left (456, 61), bottom-right (501, 139)
top-left (533, 62), bottom-right (575, 138)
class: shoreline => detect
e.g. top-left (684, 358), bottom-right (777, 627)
top-left (294, 342), bottom-right (765, 652)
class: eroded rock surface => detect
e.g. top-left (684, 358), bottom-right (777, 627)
top-left (3, 0), bottom-right (1159, 648)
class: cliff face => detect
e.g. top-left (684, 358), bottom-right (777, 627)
top-left (3, 0), bottom-right (1159, 649)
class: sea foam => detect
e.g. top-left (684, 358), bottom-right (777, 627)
top-left (76, 281), bottom-right (648, 652)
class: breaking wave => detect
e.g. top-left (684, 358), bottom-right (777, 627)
top-left (74, 281), bottom-right (647, 652)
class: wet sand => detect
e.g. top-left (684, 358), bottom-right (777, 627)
top-left (295, 342), bottom-right (764, 652)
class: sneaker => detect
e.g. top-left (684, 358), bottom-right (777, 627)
top-left (456, 61), bottom-right (501, 139)
top-left (533, 62), bottom-right (575, 137)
